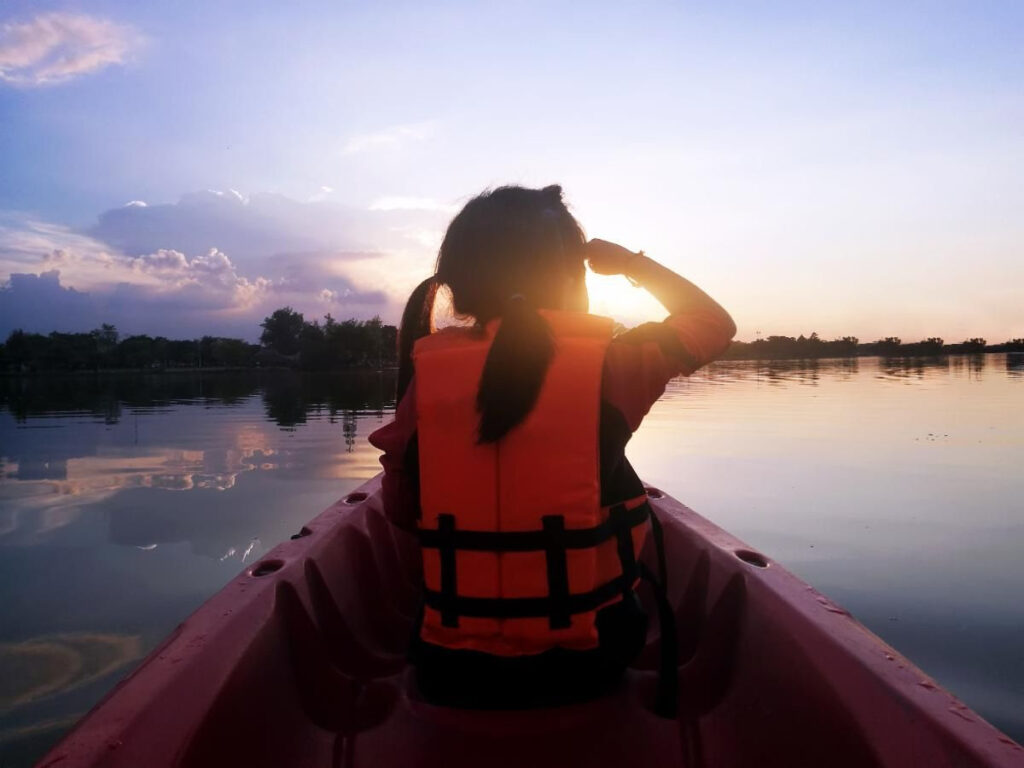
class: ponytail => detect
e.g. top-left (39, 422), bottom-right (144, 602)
top-left (476, 296), bottom-right (555, 444)
top-left (396, 275), bottom-right (439, 402)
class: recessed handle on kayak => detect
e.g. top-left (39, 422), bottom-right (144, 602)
top-left (734, 549), bottom-right (769, 568)
top-left (251, 559), bottom-right (285, 577)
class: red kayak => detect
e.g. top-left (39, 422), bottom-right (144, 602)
top-left (37, 476), bottom-right (1024, 768)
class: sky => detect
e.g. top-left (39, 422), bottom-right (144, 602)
top-left (1, 0), bottom-right (1021, 342)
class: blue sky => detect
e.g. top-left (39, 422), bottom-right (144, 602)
top-left (1, 1), bottom-right (1021, 341)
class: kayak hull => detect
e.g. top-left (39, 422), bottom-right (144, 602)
top-left (36, 476), bottom-right (1024, 768)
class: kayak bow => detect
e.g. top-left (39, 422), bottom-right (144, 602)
top-left (37, 476), bottom-right (1024, 768)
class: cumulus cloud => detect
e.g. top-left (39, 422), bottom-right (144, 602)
top-left (0, 191), bottom-right (418, 338)
top-left (91, 189), bottom-right (407, 263)
top-left (132, 248), bottom-right (188, 273)
top-left (0, 216), bottom-right (128, 291)
top-left (129, 248), bottom-right (272, 306)
top-left (0, 12), bottom-right (142, 87)
top-left (88, 187), bottom-right (446, 297)
top-left (341, 120), bottom-right (437, 155)
top-left (262, 250), bottom-right (387, 305)
top-left (0, 271), bottom-right (101, 333)
top-left (0, 249), bottom-right (276, 338)
top-left (0, 260), bottom-right (372, 340)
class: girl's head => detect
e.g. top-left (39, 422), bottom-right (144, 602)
top-left (397, 184), bottom-right (588, 441)
top-left (437, 184), bottom-right (588, 321)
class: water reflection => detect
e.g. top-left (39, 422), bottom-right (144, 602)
top-left (1, 357), bottom-right (1022, 763)
top-left (696, 354), bottom-right (996, 386)
top-left (872, 355), bottom-right (954, 381)
top-left (0, 633), bottom-right (143, 711)
top-left (0, 370), bottom-right (392, 427)
top-left (666, 357), bottom-right (833, 390)
top-left (634, 353), bottom-right (1024, 741)
top-left (0, 370), bottom-right (398, 765)
top-left (1007, 353), bottom-right (1024, 377)
top-left (0, 372), bottom-right (256, 424)
top-left (260, 372), bottom-right (390, 431)
top-left (948, 353), bottom-right (987, 380)
top-left (0, 371), bottom-right (396, 547)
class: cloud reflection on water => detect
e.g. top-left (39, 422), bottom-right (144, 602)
top-left (0, 357), bottom-right (1022, 755)
top-left (0, 370), bottom-right (392, 542)
top-left (0, 370), bottom-right (397, 762)
top-left (0, 633), bottom-right (143, 712)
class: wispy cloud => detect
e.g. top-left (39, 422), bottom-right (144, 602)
top-left (0, 216), bottom-right (124, 289)
top-left (341, 120), bottom-right (437, 155)
top-left (368, 196), bottom-right (457, 214)
top-left (307, 186), bottom-right (334, 203)
top-left (0, 12), bottom-right (142, 87)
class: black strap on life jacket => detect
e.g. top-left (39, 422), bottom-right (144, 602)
top-left (419, 501), bottom-right (651, 630)
top-left (639, 508), bottom-right (679, 718)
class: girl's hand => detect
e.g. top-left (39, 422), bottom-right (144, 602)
top-left (585, 239), bottom-right (641, 276)
top-left (588, 240), bottom-right (737, 340)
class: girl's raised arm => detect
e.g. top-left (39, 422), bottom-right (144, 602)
top-left (585, 239), bottom-right (736, 338)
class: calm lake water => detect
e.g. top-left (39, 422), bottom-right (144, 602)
top-left (1, 355), bottom-right (1022, 764)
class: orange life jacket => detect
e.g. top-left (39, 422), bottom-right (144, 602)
top-left (414, 310), bottom-right (651, 657)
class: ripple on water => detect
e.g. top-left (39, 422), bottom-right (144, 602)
top-left (0, 633), bottom-right (144, 712)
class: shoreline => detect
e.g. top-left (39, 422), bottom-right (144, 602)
top-left (3, 353), bottom-right (1022, 378)
top-left (0, 365), bottom-right (400, 379)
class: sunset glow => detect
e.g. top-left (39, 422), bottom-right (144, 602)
top-left (1, 2), bottom-right (1021, 342)
top-left (585, 271), bottom-right (666, 325)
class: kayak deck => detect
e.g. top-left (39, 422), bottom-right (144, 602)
top-left (38, 476), bottom-right (1024, 768)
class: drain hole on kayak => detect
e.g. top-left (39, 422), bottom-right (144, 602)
top-left (735, 549), bottom-right (769, 568)
top-left (344, 492), bottom-right (368, 504)
top-left (251, 559), bottom-right (284, 577)
top-left (645, 487), bottom-right (664, 499)
top-left (290, 527), bottom-right (312, 540)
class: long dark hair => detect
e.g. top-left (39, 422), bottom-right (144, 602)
top-left (396, 184), bottom-right (587, 443)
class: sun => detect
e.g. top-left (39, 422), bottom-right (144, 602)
top-left (585, 271), bottom-right (666, 327)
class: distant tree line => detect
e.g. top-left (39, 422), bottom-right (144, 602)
top-left (722, 333), bottom-right (1024, 360)
top-left (2, 312), bottom-right (1022, 373)
top-left (0, 308), bottom-right (397, 373)
top-left (257, 308), bottom-right (396, 370)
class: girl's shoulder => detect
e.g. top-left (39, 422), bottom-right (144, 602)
top-left (601, 313), bottom-right (734, 432)
top-left (540, 310), bottom-right (615, 339)
top-left (610, 313), bottom-right (733, 368)
top-left (413, 324), bottom-right (487, 355)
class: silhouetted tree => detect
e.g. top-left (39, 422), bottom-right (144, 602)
top-left (118, 335), bottom-right (157, 369)
top-left (1, 313), bottom-right (398, 373)
top-left (298, 320), bottom-right (329, 370)
top-left (5, 330), bottom-right (33, 370)
top-left (199, 336), bottom-right (258, 368)
top-left (166, 339), bottom-right (200, 367)
top-left (875, 337), bottom-right (902, 355)
top-left (91, 324), bottom-right (119, 367)
top-left (260, 307), bottom-right (305, 356)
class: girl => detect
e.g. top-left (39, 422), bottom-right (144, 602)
top-left (369, 184), bottom-right (735, 708)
